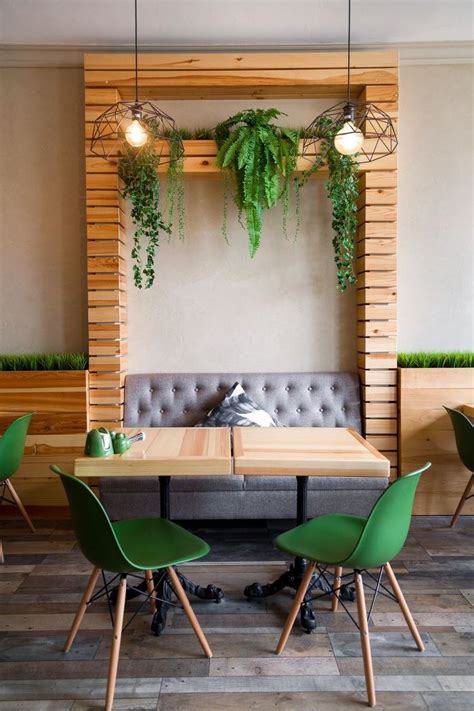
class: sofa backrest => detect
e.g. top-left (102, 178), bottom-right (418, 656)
top-left (124, 372), bottom-right (361, 432)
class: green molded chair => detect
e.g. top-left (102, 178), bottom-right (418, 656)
top-left (274, 462), bottom-right (431, 708)
top-left (50, 465), bottom-right (212, 711)
top-left (445, 407), bottom-right (474, 527)
top-left (0, 414), bottom-right (35, 562)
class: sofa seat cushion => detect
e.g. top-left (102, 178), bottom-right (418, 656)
top-left (243, 475), bottom-right (388, 492)
top-left (100, 475), bottom-right (244, 494)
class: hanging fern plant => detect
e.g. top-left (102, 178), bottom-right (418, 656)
top-left (119, 142), bottom-right (171, 289)
top-left (215, 109), bottom-right (300, 257)
top-left (298, 117), bottom-right (359, 291)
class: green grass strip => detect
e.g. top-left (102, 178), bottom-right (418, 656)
top-left (0, 353), bottom-right (88, 371)
top-left (397, 352), bottom-right (474, 368)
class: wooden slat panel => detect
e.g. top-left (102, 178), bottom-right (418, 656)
top-left (360, 369), bottom-right (397, 386)
top-left (358, 222), bottom-right (397, 239)
top-left (85, 52), bottom-right (399, 72)
top-left (357, 255), bottom-right (397, 272)
top-left (358, 336), bottom-right (397, 353)
top-left (89, 323), bottom-right (128, 340)
top-left (88, 305), bottom-right (127, 322)
top-left (87, 257), bottom-right (126, 275)
top-left (357, 188), bottom-right (397, 207)
top-left (357, 321), bottom-right (396, 337)
top-left (358, 353), bottom-right (397, 370)
top-left (357, 286), bottom-right (397, 304)
top-left (88, 289), bottom-right (127, 307)
top-left (357, 304), bottom-right (396, 321)
top-left (363, 385), bottom-right (397, 401)
top-left (365, 418), bottom-right (397, 435)
top-left (359, 172), bottom-right (397, 190)
top-left (364, 401), bottom-right (397, 418)
top-left (89, 388), bottom-right (125, 405)
top-left (358, 205), bottom-right (397, 223)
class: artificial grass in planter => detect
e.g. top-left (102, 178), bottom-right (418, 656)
top-left (0, 353), bottom-right (88, 371)
top-left (397, 352), bottom-right (474, 368)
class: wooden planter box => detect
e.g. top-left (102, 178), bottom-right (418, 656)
top-left (0, 370), bottom-right (89, 435)
top-left (398, 368), bottom-right (474, 515)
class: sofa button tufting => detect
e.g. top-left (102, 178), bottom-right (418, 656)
top-left (274, 408), bottom-right (279, 414)
top-left (296, 407), bottom-right (301, 413)
top-left (308, 386), bottom-right (313, 391)
top-left (183, 409), bottom-right (188, 414)
top-left (330, 385), bottom-right (335, 391)
top-left (137, 409), bottom-right (141, 414)
top-left (285, 386), bottom-right (290, 392)
top-left (319, 407), bottom-right (324, 413)
top-left (149, 388), bottom-right (154, 394)
top-left (341, 406), bottom-right (346, 412)
top-left (160, 408), bottom-right (164, 414)
top-left (171, 387), bottom-right (176, 393)
top-left (262, 386), bottom-right (267, 391)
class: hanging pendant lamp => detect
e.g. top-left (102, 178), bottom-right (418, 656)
top-left (90, 0), bottom-right (184, 164)
top-left (302, 0), bottom-right (397, 163)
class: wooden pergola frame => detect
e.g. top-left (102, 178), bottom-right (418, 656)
top-left (84, 50), bottom-right (399, 477)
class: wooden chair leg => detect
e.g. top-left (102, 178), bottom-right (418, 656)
top-left (105, 574), bottom-right (127, 711)
top-left (384, 562), bottom-right (424, 651)
top-left (64, 567), bottom-right (100, 653)
top-left (355, 571), bottom-right (376, 708)
top-left (145, 570), bottom-right (156, 612)
top-left (276, 561), bottom-right (316, 655)
top-left (5, 479), bottom-right (35, 532)
top-left (450, 474), bottom-right (474, 527)
top-left (167, 566), bottom-right (212, 658)
top-left (332, 566), bottom-right (343, 612)
top-left (0, 539), bottom-right (4, 565)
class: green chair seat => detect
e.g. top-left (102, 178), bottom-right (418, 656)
top-left (112, 518), bottom-right (209, 570)
top-left (275, 514), bottom-right (366, 565)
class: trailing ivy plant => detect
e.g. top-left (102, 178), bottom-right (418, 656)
top-left (119, 141), bottom-right (171, 289)
top-left (298, 118), bottom-right (359, 291)
top-left (215, 109), bottom-right (300, 257)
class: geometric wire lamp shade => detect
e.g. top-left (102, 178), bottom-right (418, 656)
top-left (90, 100), bottom-right (185, 165)
top-left (301, 99), bottom-right (398, 164)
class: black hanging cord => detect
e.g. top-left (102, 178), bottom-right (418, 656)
top-left (134, 0), bottom-right (139, 104)
top-left (347, 0), bottom-right (352, 103)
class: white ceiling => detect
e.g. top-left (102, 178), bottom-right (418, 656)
top-left (1, 0), bottom-right (473, 48)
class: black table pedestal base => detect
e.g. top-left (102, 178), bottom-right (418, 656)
top-left (151, 569), bottom-right (224, 636)
top-left (244, 560), bottom-right (335, 634)
top-left (243, 476), bottom-right (355, 633)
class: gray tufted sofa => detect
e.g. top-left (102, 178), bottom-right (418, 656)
top-left (99, 372), bottom-right (388, 520)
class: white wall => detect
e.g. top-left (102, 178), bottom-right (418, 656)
top-left (0, 63), bottom-right (472, 364)
top-left (398, 63), bottom-right (474, 352)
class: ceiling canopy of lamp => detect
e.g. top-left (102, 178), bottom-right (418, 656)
top-left (90, 0), bottom-right (184, 164)
top-left (302, 0), bottom-right (398, 164)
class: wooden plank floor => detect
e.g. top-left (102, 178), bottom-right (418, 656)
top-left (0, 515), bottom-right (473, 710)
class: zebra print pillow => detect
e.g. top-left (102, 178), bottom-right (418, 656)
top-left (198, 382), bottom-right (280, 428)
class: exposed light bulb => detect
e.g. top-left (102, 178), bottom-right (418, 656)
top-left (334, 121), bottom-right (364, 155)
top-left (125, 119), bottom-right (148, 147)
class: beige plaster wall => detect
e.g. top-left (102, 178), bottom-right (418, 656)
top-left (398, 63), bottom-right (474, 352)
top-left (126, 99), bottom-right (357, 374)
top-left (0, 67), bottom-right (87, 354)
top-left (0, 63), bottom-right (472, 367)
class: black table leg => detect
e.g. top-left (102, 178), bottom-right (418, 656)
top-left (150, 475), bottom-right (224, 635)
top-left (244, 476), bottom-right (351, 634)
top-left (111, 474), bottom-right (224, 635)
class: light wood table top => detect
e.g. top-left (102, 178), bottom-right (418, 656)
top-left (233, 427), bottom-right (390, 477)
top-left (74, 427), bottom-right (232, 478)
top-left (463, 404), bottom-right (474, 418)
